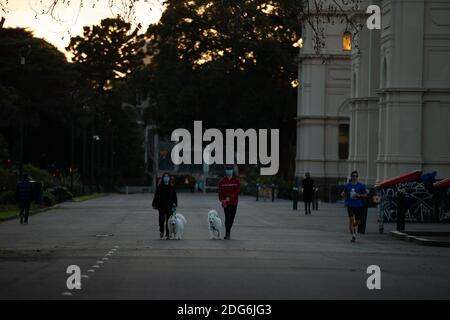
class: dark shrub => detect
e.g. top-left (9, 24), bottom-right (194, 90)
top-left (42, 191), bottom-right (56, 207)
top-left (0, 190), bottom-right (16, 204)
top-left (48, 186), bottom-right (73, 203)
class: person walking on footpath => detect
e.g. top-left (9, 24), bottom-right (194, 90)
top-left (301, 172), bottom-right (314, 215)
top-left (152, 173), bottom-right (178, 240)
top-left (341, 171), bottom-right (369, 242)
top-left (218, 165), bottom-right (240, 240)
top-left (16, 174), bottom-right (34, 225)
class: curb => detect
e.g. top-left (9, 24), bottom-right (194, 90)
top-left (0, 205), bottom-right (59, 223)
top-left (0, 193), bottom-right (108, 223)
top-left (389, 231), bottom-right (450, 247)
top-left (72, 193), bottom-right (108, 203)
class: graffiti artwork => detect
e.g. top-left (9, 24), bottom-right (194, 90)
top-left (436, 187), bottom-right (450, 222)
top-left (379, 181), bottom-right (434, 222)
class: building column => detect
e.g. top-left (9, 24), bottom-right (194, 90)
top-left (348, 0), bottom-right (381, 186)
top-left (296, 18), bottom-right (351, 200)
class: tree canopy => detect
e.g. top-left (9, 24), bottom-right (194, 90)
top-left (140, 0), bottom-right (305, 179)
top-left (1, 0), bottom-right (364, 183)
top-left (66, 17), bottom-right (145, 93)
top-left (0, 26), bottom-right (146, 190)
top-left (0, 28), bottom-right (77, 169)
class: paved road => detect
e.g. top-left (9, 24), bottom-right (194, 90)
top-left (0, 193), bottom-right (449, 299)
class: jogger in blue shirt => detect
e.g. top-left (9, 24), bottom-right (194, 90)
top-left (341, 171), bottom-right (369, 242)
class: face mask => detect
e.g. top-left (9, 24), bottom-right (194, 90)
top-left (163, 176), bottom-right (170, 185)
top-left (225, 169), bottom-right (233, 177)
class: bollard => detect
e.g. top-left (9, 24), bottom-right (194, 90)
top-left (396, 190), bottom-right (406, 231)
top-left (292, 186), bottom-right (298, 210)
top-left (313, 188), bottom-right (319, 210)
top-left (358, 198), bottom-right (369, 234)
top-left (378, 209), bottom-right (384, 234)
top-left (271, 184), bottom-right (275, 202)
top-left (256, 184), bottom-right (259, 201)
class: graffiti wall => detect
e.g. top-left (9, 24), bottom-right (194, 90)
top-left (379, 181), bottom-right (434, 222)
top-left (436, 187), bottom-right (450, 222)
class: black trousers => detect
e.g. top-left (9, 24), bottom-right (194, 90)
top-left (304, 201), bottom-right (311, 213)
top-left (19, 201), bottom-right (31, 222)
top-left (158, 210), bottom-right (171, 236)
top-left (224, 205), bottom-right (237, 234)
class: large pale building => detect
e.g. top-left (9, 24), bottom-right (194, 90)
top-left (296, 0), bottom-right (450, 200)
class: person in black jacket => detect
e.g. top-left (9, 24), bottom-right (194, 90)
top-left (16, 174), bottom-right (34, 224)
top-left (152, 173), bottom-right (178, 239)
top-left (301, 172), bottom-right (314, 215)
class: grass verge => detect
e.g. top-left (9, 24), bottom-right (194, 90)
top-left (0, 203), bottom-right (41, 221)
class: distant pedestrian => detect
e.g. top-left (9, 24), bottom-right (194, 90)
top-left (301, 172), bottom-right (314, 215)
top-left (218, 165), bottom-right (240, 240)
top-left (341, 171), bottom-right (369, 242)
top-left (152, 173), bottom-right (178, 240)
top-left (16, 174), bottom-right (34, 225)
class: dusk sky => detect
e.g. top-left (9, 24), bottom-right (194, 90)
top-left (2, 0), bottom-right (164, 55)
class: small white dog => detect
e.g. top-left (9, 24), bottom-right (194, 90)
top-left (208, 209), bottom-right (223, 240)
top-left (168, 213), bottom-right (187, 240)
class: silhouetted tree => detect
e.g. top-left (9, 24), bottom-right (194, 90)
top-left (0, 28), bottom-right (77, 172)
top-left (67, 17), bottom-right (145, 93)
top-left (144, 0), bottom-right (302, 179)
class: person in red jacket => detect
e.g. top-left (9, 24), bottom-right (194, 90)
top-left (218, 165), bottom-right (240, 240)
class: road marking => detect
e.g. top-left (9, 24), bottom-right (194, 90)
top-left (63, 247), bottom-right (118, 297)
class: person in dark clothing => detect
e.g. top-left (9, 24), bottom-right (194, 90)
top-left (301, 172), bottom-right (314, 215)
top-left (152, 173), bottom-right (178, 239)
top-left (16, 174), bottom-right (34, 224)
top-left (218, 165), bottom-right (240, 240)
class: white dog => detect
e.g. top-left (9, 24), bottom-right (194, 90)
top-left (168, 213), bottom-right (187, 240)
top-left (208, 209), bottom-right (223, 240)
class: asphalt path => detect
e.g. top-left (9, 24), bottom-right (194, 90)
top-left (1, 193), bottom-right (449, 299)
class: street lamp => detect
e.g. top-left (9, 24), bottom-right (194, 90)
top-left (69, 90), bottom-right (80, 193)
top-left (18, 44), bottom-right (31, 177)
top-left (91, 134), bottom-right (101, 191)
top-left (342, 31), bottom-right (352, 51)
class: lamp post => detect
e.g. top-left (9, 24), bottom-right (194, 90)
top-left (80, 105), bottom-right (90, 194)
top-left (69, 90), bottom-right (80, 193)
top-left (91, 134), bottom-right (100, 192)
top-left (18, 44), bottom-right (31, 177)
